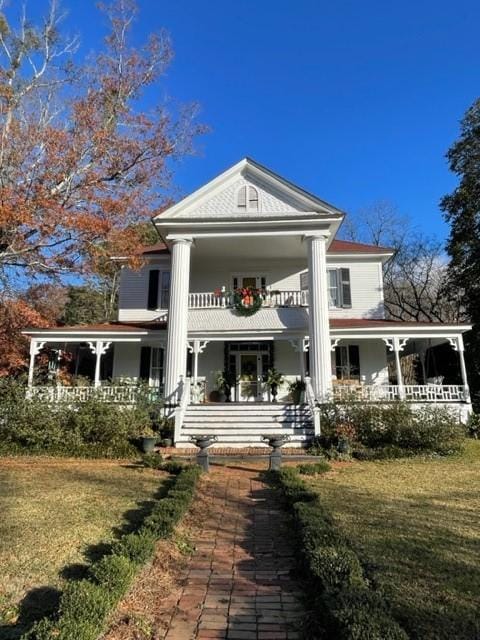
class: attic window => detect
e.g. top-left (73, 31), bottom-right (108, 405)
top-left (237, 185), bottom-right (259, 212)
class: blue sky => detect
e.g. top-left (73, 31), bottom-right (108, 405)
top-left (28, 1), bottom-right (480, 240)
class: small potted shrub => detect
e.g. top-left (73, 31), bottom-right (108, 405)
top-left (160, 420), bottom-right (174, 447)
top-left (288, 378), bottom-right (306, 404)
top-left (266, 368), bottom-right (284, 402)
top-left (140, 425), bottom-right (158, 453)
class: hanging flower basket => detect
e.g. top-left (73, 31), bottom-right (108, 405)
top-left (232, 287), bottom-right (263, 316)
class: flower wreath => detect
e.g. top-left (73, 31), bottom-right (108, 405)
top-left (232, 287), bottom-right (263, 316)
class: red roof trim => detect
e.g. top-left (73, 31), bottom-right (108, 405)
top-left (328, 239), bottom-right (394, 254)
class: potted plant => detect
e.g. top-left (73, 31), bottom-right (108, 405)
top-left (266, 368), bottom-right (284, 402)
top-left (288, 378), bottom-right (306, 404)
top-left (160, 419), bottom-right (174, 447)
top-left (213, 370), bottom-right (236, 402)
top-left (139, 425), bottom-right (159, 453)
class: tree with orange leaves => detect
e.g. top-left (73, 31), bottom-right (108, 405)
top-left (0, 0), bottom-right (204, 289)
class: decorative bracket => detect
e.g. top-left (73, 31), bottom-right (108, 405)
top-left (188, 340), bottom-right (210, 355)
top-left (382, 338), bottom-right (394, 352)
top-left (30, 341), bottom-right (46, 356)
top-left (447, 337), bottom-right (459, 352)
top-left (331, 338), bottom-right (341, 351)
top-left (303, 338), bottom-right (310, 352)
top-left (382, 337), bottom-right (408, 352)
top-left (88, 341), bottom-right (112, 356)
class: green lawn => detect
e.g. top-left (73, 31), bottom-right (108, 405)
top-left (308, 441), bottom-right (480, 640)
top-left (0, 457), bottom-right (164, 639)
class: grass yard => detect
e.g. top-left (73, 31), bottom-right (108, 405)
top-left (0, 456), bottom-right (164, 639)
top-left (308, 441), bottom-right (480, 640)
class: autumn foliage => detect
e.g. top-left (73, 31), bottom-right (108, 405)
top-left (0, 0), bottom-right (203, 285)
top-left (0, 299), bottom-right (49, 375)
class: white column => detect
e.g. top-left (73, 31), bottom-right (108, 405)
top-left (28, 340), bottom-right (45, 388)
top-left (306, 233), bottom-right (332, 401)
top-left (456, 334), bottom-right (470, 402)
top-left (88, 341), bottom-right (111, 388)
top-left (393, 337), bottom-right (405, 400)
top-left (164, 238), bottom-right (193, 405)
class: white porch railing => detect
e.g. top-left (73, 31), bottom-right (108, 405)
top-left (28, 386), bottom-right (162, 404)
top-left (188, 290), bottom-right (308, 309)
top-left (332, 384), bottom-right (467, 403)
top-left (304, 376), bottom-right (321, 436)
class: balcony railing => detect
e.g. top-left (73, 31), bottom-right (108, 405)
top-left (188, 290), bottom-right (309, 309)
top-left (332, 384), bottom-right (467, 403)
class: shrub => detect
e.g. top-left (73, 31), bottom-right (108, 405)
top-left (161, 459), bottom-right (187, 474)
top-left (466, 412), bottom-right (480, 439)
top-left (328, 587), bottom-right (409, 640)
top-left (55, 579), bottom-right (112, 640)
top-left (297, 461), bottom-right (331, 475)
top-left (24, 465), bottom-right (202, 640)
top-left (112, 530), bottom-right (157, 565)
top-left (314, 401), bottom-right (466, 458)
top-left (271, 466), bottom-right (407, 639)
top-left (142, 452), bottom-right (164, 469)
top-left (0, 377), bottom-right (160, 458)
top-left (309, 546), bottom-right (364, 590)
top-left (90, 554), bottom-right (136, 600)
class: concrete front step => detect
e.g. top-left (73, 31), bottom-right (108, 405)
top-left (180, 402), bottom-right (315, 449)
top-left (184, 416), bottom-right (310, 425)
top-left (186, 403), bottom-right (307, 411)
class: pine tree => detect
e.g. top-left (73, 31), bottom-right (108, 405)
top-left (441, 98), bottom-right (480, 405)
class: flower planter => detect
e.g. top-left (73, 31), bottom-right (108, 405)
top-left (140, 436), bottom-right (158, 453)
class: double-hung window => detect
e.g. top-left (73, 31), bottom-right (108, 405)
top-left (327, 268), bottom-right (352, 308)
top-left (147, 269), bottom-right (171, 310)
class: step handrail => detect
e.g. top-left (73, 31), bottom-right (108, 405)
top-left (304, 376), bottom-right (321, 437)
top-left (174, 376), bottom-right (191, 444)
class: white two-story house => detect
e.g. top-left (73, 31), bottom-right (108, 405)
top-left (25, 158), bottom-right (472, 446)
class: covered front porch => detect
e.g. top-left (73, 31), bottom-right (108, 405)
top-left (24, 321), bottom-right (472, 420)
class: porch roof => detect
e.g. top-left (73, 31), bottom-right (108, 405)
top-left (23, 316), bottom-right (471, 341)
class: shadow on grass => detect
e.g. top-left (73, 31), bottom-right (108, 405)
top-left (0, 467), bottom-right (173, 640)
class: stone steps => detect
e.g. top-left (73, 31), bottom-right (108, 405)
top-left (178, 402), bottom-right (314, 448)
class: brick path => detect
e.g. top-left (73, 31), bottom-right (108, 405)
top-left (163, 464), bottom-right (304, 639)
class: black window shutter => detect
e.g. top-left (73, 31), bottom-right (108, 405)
top-left (139, 346), bottom-right (151, 381)
top-left (340, 268), bottom-right (352, 307)
top-left (348, 345), bottom-right (360, 379)
top-left (147, 270), bottom-right (160, 310)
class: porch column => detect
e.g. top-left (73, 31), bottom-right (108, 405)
top-left (306, 233), bottom-right (332, 401)
top-left (27, 340), bottom-right (45, 388)
top-left (88, 341), bottom-right (112, 388)
top-left (456, 334), bottom-right (470, 402)
top-left (164, 237), bottom-right (193, 405)
top-left (393, 337), bottom-right (405, 400)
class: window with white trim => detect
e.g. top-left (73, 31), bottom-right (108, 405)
top-left (335, 345), bottom-right (360, 380)
top-left (150, 347), bottom-right (164, 388)
top-left (159, 271), bottom-right (170, 309)
top-left (237, 185), bottom-right (259, 212)
top-left (327, 268), bottom-right (352, 308)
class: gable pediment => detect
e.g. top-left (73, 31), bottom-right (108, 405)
top-left (156, 158), bottom-right (344, 221)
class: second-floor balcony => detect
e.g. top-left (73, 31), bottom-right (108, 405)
top-left (188, 289), bottom-right (309, 309)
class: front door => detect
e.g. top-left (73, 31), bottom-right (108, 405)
top-left (238, 352), bottom-right (263, 402)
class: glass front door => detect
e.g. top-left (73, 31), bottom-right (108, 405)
top-left (238, 352), bottom-right (264, 401)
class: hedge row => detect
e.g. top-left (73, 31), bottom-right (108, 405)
top-left (271, 467), bottom-right (408, 640)
top-left (24, 464), bottom-right (202, 640)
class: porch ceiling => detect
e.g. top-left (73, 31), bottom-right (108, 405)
top-left (190, 234), bottom-right (307, 260)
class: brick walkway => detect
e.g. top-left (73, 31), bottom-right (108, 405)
top-left (163, 464), bottom-right (304, 639)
